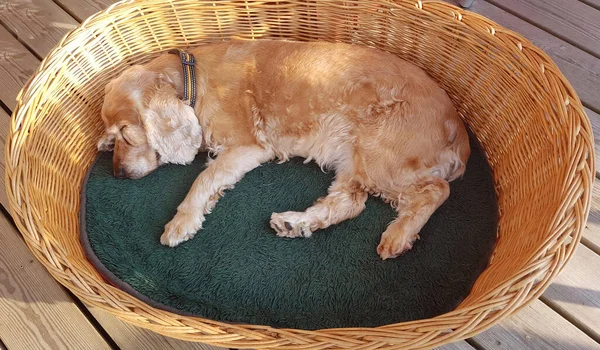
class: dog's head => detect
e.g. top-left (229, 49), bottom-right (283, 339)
top-left (98, 64), bottom-right (202, 179)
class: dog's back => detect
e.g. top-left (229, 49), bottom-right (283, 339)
top-left (193, 40), bottom-right (469, 202)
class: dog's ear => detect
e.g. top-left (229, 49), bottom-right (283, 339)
top-left (97, 131), bottom-right (115, 151)
top-left (141, 84), bottom-right (202, 165)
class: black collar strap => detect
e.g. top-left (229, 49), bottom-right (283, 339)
top-left (168, 49), bottom-right (197, 109)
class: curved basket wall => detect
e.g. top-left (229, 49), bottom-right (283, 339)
top-left (5, 0), bottom-right (594, 348)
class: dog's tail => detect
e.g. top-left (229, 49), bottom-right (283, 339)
top-left (438, 119), bottom-right (470, 182)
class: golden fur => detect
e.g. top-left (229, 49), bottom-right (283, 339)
top-left (99, 40), bottom-right (470, 259)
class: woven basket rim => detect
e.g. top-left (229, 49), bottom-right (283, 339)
top-left (5, 0), bottom-right (595, 348)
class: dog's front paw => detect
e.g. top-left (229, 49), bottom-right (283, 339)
top-left (376, 229), bottom-right (419, 260)
top-left (270, 212), bottom-right (313, 238)
top-left (161, 212), bottom-right (203, 247)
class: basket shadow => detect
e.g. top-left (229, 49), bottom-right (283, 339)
top-left (585, 209), bottom-right (600, 225)
top-left (544, 283), bottom-right (600, 310)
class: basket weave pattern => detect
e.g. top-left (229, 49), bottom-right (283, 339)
top-left (5, 0), bottom-right (594, 348)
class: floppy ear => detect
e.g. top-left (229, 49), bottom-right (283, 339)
top-left (97, 132), bottom-right (115, 151)
top-left (141, 85), bottom-right (202, 165)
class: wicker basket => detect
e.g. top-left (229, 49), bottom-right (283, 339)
top-left (5, 0), bottom-right (594, 348)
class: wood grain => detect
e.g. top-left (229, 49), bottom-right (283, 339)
top-left (583, 108), bottom-right (600, 177)
top-left (471, 299), bottom-right (600, 349)
top-left (580, 0), bottom-right (600, 11)
top-left (456, 0), bottom-right (600, 116)
top-left (542, 244), bottom-right (600, 342)
top-left (583, 180), bottom-right (600, 253)
top-left (436, 340), bottom-right (477, 349)
top-left (0, 212), bottom-right (110, 350)
top-left (0, 0), bottom-right (78, 58)
top-left (0, 108), bottom-right (11, 210)
top-left (486, 0), bottom-right (600, 57)
top-left (54, 0), bottom-right (113, 21)
top-left (0, 26), bottom-right (39, 111)
top-left (88, 307), bottom-right (227, 350)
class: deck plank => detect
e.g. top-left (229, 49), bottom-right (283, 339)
top-left (0, 0), bottom-right (78, 58)
top-left (486, 0), bottom-right (600, 58)
top-left (88, 307), bottom-right (227, 350)
top-left (0, 209), bottom-right (110, 350)
top-left (580, 0), bottom-right (600, 11)
top-left (54, 0), bottom-right (113, 22)
top-left (436, 341), bottom-right (477, 349)
top-left (583, 108), bottom-right (600, 177)
top-left (584, 182), bottom-right (600, 253)
top-left (0, 109), bottom-right (11, 210)
top-left (542, 244), bottom-right (600, 342)
top-left (471, 299), bottom-right (600, 349)
top-left (0, 26), bottom-right (39, 111)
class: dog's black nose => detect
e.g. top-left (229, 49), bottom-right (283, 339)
top-left (115, 167), bottom-right (127, 179)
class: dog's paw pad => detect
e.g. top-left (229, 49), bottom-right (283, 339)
top-left (270, 212), bottom-right (312, 238)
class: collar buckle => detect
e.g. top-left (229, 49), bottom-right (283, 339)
top-left (179, 53), bottom-right (195, 66)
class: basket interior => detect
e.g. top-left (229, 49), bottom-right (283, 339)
top-left (10, 0), bottom-right (588, 325)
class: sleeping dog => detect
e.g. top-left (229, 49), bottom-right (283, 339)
top-left (98, 40), bottom-right (470, 260)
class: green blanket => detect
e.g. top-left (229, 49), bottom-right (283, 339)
top-left (81, 135), bottom-right (497, 330)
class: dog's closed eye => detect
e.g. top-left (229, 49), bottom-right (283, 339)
top-left (120, 125), bottom-right (133, 146)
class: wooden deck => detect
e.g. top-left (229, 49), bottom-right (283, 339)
top-left (0, 0), bottom-right (599, 349)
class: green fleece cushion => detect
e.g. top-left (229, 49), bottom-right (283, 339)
top-left (81, 135), bottom-right (497, 330)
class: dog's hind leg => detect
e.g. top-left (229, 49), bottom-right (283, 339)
top-left (161, 145), bottom-right (274, 247)
top-left (270, 173), bottom-right (367, 238)
top-left (377, 176), bottom-right (450, 260)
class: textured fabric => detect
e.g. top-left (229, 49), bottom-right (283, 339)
top-left (81, 135), bottom-right (497, 330)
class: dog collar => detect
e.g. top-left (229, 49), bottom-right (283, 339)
top-left (168, 49), bottom-right (197, 109)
